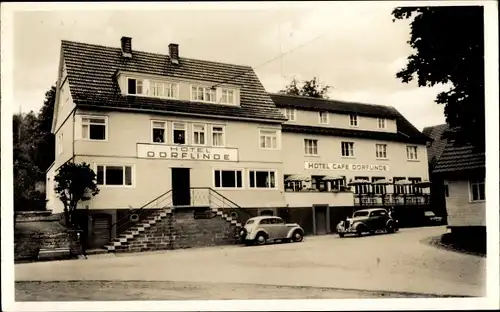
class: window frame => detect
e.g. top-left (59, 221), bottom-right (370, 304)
top-left (191, 85), bottom-right (217, 103)
top-left (213, 168), bottom-right (244, 189)
top-left (220, 88), bottom-right (236, 105)
top-left (211, 125), bottom-right (226, 147)
top-left (375, 143), bottom-right (388, 159)
top-left (469, 179), bottom-right (485, 202)
top-left (172, 122), bottom-right (188, 145)
top-left (349, 114), bottom-right (358, 127)
top-left (127, 77), bottom-right (145, 95)
top-left (192, 123), bottom-right (207, 146)
top-left (80, 115), bottom-right (108, 141)
top-left (319, 111), bottom-right (329, 124)
top-left (341, 141), bottom-right (355, 157)
top-left (150, 80), bottom-right (178, 99)
top-left (151, 120), bottom-right (167, 144)
top-left (94, 163), bottom-right (135, 188)
top-left (304, 139), bottom-right (319, 156)
top-left (284, 108), bottom-right (296, 122)
top-left (259, 128), bottom-right (280, 150)
top-left (248, 169), bottom-right (278, 190)
top-left (406, 145), bottom-right (419, 161)
top-left (377, 118), bottom-right (387, 129)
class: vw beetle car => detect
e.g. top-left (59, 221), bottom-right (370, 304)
top-left (239, 216), bottom-right (305, 246)
top-left (336, 208), bottom-right (398, 237)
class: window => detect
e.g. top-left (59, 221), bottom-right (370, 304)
top-left (284, 174), bottom-right (303, 192)
top-left (284, 108), bottom-right (296, 122)
top-left (376, 144), bottom-right (387, 159)
top-left (127, 78), bottom-right (144, 95)
top-left (408, 177), bottom-right (422, 194)
top-left (304, 139), bottom-right (318, 155)
top-left (311, 175), bottom-right (327, 191)
top-left (260, 129), bottom-right (278, 149)
top-left (406, 145), bottom-right (418, 160)
top-left (469, 179), bottom-right (485, 202)
top-left (341, 141), bottom-right (355, 157)
top-left (372, 177), bottom-right (386, 194)
top-left (57, 133), bottom-right (63, 155)
top-left (249, 170), bottom-right (276, 189)
top-left (192, 124), bottom-right (206, 145)
top-left (349, 114), bottom-right (358, 127)
top-left (377, 118), bottom-right (386, 129)
top-left (192, 86), bottom-right (216, 102)
top-left (173, 123), bottom-right (186, 144)
top-left (150, 81), bottom-right (177, 98)
top-left (214, 170), bottom-right (243, 188)
top-left (353, 176), bottom-right (369, 194)
top-left (211, 125), bottom-right (225, 146)
top-left (393, 177), bottom-right (406, 194)
top-left (221, 89), bottom-right (235, 105)
top-left (319, 111), bottom-right (329, 124)
top-left (81, 116), bottom-right (107, 140)
top-left (152, 121), bottom-right (166, 143)
top-left (96, 165), bottom-right (133, 186)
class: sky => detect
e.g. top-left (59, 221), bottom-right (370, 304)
top-left (10, 2), bottom-right (450, 131)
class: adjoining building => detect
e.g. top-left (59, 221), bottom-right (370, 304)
top-left (46, 37), bottom-right (432, 249)
top-left (432, 136), bottom-right (486, 239)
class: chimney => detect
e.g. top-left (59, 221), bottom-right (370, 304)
top-left (121, 36), bottom-right (132, 58)
top-left (169, 43), bottom-right (179, 64)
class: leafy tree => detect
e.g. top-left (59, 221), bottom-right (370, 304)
top-left (54, 162), bottom-right (99, 225)
top-left (392, 6), bottom-right (485, 150)
top-left (34, 85), bottom-right (56, 173)
top-left (280, 77), bottom-right (331, 98)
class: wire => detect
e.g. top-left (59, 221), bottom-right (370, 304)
top-left (210, 29), bottom-right (330, 89)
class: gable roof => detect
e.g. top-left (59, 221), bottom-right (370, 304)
top-left (270, 93), bottom-right (430, 144)
top-left (433, 140), bottom-right (485, 173)
top-left (422, 123), bottom-right (449, 163)
top-left (60, 40), bottom-right (286, 123)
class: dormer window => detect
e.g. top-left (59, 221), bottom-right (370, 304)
top-left (221, 89), bottom-right (235, 105)
top-left (192, 86), bottom-right (216, 102)
top-left (127, 78), bottom-right (144, 95)
top-left (151, 81), bottom-right (177, 99)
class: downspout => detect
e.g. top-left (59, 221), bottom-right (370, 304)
top-left (72, 109), bottom-right (76, 163)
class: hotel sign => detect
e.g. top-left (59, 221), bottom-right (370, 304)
top-left (137, 144), bottom-right (238, 162)
top-left (305, 161), bottom-right (390, 172)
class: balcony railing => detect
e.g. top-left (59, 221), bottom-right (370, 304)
top-left (353, 193), bottom-right (431, 207)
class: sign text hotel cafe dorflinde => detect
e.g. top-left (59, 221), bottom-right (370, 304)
top-left (137, 144), bottom-right (238, 162)
top-left (305, 161), bottom-right (390, 172)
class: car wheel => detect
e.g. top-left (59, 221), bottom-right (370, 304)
top-left (356, 225), bottom-right (365, 237)
top-left (292, 230), bottom-right (303, 242)
top-left (255, 233), bottom-right (267, 245)
top-left (386, 222), bottom-right (395, 233)
top-left (338, 233), bottom-right (345, 238)
top-left (369, 230), bottom-right (375, 235)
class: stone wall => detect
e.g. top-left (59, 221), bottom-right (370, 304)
top-left (115, 208), bottom-right (238, 253)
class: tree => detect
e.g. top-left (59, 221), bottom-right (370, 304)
top-left (54, 162), bottom-right (100, 225)
top-left (280, 77), bottom-right (331, 98)
top-left (34, 85), bottom-right (56, 174)
top-left (392, 6), bottom-right (485, 150)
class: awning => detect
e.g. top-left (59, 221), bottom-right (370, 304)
top-left (321, 175), bottom-right (344, 181)
top-left (348, 179), bottom-right (372, 186)
top-left (415, 180), bottom-right (432, 188)
top-left (372, 179), bottom-right (391, 185)
top-left (285, 174), bottom-right (311, 182)
top-left (394, 179), bottom-right (412, 185)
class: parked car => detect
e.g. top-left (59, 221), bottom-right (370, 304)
top-left (424, 210), bottom-right (443, 225)
top-left (336, 208), bottom-right (398, 237)
top-left (239, 216), bottom-right (305, 246)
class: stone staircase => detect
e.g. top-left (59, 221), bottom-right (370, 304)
top-left (105, 206), bottom-right (243, 252)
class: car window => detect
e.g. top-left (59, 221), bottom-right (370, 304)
top-left (274, 218), bottom-right (284, 224)
top-left (353, 211), bottom-right (369, 217)
top-left (260, 219), bottom-right (271, 225)
top-left (246, 219), bottom-right (255, 225)
top-left (379, 210), bottom-right (387, 216)
top-left (370, 211), bottom-right (380, 217)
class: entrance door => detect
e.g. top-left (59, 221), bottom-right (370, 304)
top-left (314, 205), bottom-right (327, 235)
top-left (172, 168), bottom-right (191, 206)
top-left (92, 214), bottom-right (111, 248)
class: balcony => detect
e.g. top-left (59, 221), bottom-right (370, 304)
top-left (353, 193), bottom-right (431, 207)
top-left (284, 189), bottom-right (354, 207)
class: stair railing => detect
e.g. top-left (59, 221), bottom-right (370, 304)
top-left (110, 189), bottom-right (173, 236)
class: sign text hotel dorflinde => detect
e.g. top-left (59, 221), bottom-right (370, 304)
top-left (305, 161), bottom-right (390, 172)
top-left (137, 144), bottom-right (238, 162)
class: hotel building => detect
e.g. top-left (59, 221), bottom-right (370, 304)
top-left (46, 37), bottom-right (431, 249)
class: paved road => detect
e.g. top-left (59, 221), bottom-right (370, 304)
top-left (15, 226), bottom-right (485, 298)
